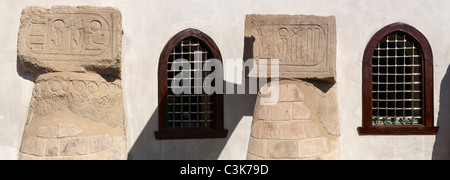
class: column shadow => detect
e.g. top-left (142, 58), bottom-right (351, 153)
top-left (432, 65), bottom-right (450, 160)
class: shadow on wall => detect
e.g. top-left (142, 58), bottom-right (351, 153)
top-left (127, 37), bottom-right (258, 160)
top-left (16, 56), bottom-right (37, 83)
top-left (127, 82), bottom-right (257, 160)
top-left (432, 65), bottom-right (450, 160)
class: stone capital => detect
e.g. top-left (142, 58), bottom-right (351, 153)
top-left (245, 14), bottom-right (336, 80)
top-left (18, 6), bottom-right (122, 78)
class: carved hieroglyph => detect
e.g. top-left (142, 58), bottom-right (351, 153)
top-left (247, 80), bottom-right (341, 160)
top-left (18, 6), bottom-right (126, 160)
top-left (18, 6), bottom-right (122, 77)
top-left (245, 15), bottom-right (336, 80)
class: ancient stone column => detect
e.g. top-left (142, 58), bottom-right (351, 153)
top-left (247, 80), bottom-right (341, 160)
top-left (17, 6), bottom-right (126, 160)
top-left (245, 15), bottom-right (341, 160)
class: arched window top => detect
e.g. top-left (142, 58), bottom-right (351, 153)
top-left (156, 28), bottom-right (227, 139)
top-left (363, 23), bottom-right (432, 67)
top-left (159, 29), bottom-right (222, 66)
top-left (359, 23), bottom-right (437, 135)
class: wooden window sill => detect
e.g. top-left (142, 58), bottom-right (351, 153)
top-left (357, 126), bottom-right (438, 135)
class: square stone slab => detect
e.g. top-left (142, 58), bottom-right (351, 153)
top-left (245, 15), bottom-right (336, 80)
top-left (18, 6), bottom-right (122, 78)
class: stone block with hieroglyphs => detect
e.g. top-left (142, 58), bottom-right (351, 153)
top-left (18, 6), bottom-right (126, 160)
top-left (18, 6), bottom-right (122, 77)
top-left (245, 15), bottom-right (336, 80)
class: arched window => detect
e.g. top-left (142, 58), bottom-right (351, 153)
top-left (155, 29), bottom-right (227, 139)
top-left (358, 23), bottom-right (438, 135)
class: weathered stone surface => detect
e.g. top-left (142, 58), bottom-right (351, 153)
top-left (86, 150), bottom-right (110, 160)
top-left (29, 73), bottom-right (125, 127)
top-left (271, 102), bottom-right (291, 121)
top-left (247, 80), bottom-right (341, 160)
top-left (46, 139), bottom-right (60, 156)
top-left (58, 123), bottom-right (83, 138)
top-left (300, 121), bottom-right (322, 139)
top-left (287, 84), bottom-right (304, 102)
top-left (110, 143), bottom-right (127, 160)
top-left (259, 86), bottom-right (280, 105)
top-left (278, 121), bottom-right (321, 140)
top-left (257, 105), bottom-right (271, 120)
top-left (298, 137), bottom-right (327, 158)
top-left (22, 134), bottom-right (126, 160)
top-left (327, 137), bottom-right (340, 152)
top-left (313, 85), bottom-right (340, 135)
top-left (21, 137), bottom-right (46, 156)
top-left (37, 126), bottom-right (58, 138)
top-left (246, 15), bottom-right (336, 80)
top-left (45, 156), bottom-right (87, 160)
top-left (250, 120), bottom-right (262, 138)
top-left (60, 137), bottom-right (90, 156)
top-left (278, 85), bottom-right (288, 102)
top-left (261, 122), bottom-right (278, 139)
top-left (91, 134), bottom-right (112, 153)
top-left (110, 149), bottom-right (122, 160)
top-left (19, 153), bottom-right (42, 160)
top-left (277, 121), bottom-right (300, 140)
top-left (292, 102), bottom-right (311, 120)
top-left (246, 153), bottom-right (263, 160)
top-left (247, 138), bottom-right (267, 157)
top-left (18, 6), bottom-right (122, 78)
top-left (267, 140), bottom-right (297, 158)
top-left (18, 6), bottom-right (127, 160)
top-left (318, 147), bottom-right (341, 160)
top-left (113, 136), bottom-right (125, 146)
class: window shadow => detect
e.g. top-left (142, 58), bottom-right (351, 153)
top-left (127, 36), bottom-right (258, 160)
top-left (432, 65), bottom-right (450, 160)
top-left (127, 81), bottom-right (257, 160)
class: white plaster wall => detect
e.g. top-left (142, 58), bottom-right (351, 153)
top-left (0, 0), bottom-right (449, 160)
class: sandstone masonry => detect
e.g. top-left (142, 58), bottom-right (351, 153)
top-left (247, 80), bottom-right (341, 160)
top-left (246, 15), bottom-right (340, 160)
top-left (17, 6), bottom-right (126, 160)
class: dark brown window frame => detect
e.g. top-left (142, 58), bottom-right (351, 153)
top-left (155, 28), bottom-right (228, 139)
top-left (358, 23), bottom-right (438, 135)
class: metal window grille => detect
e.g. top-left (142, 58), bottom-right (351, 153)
top-left (372, 33), bottom-right (423, 125)
top-left (167, 37), bottom-right (214, 129)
